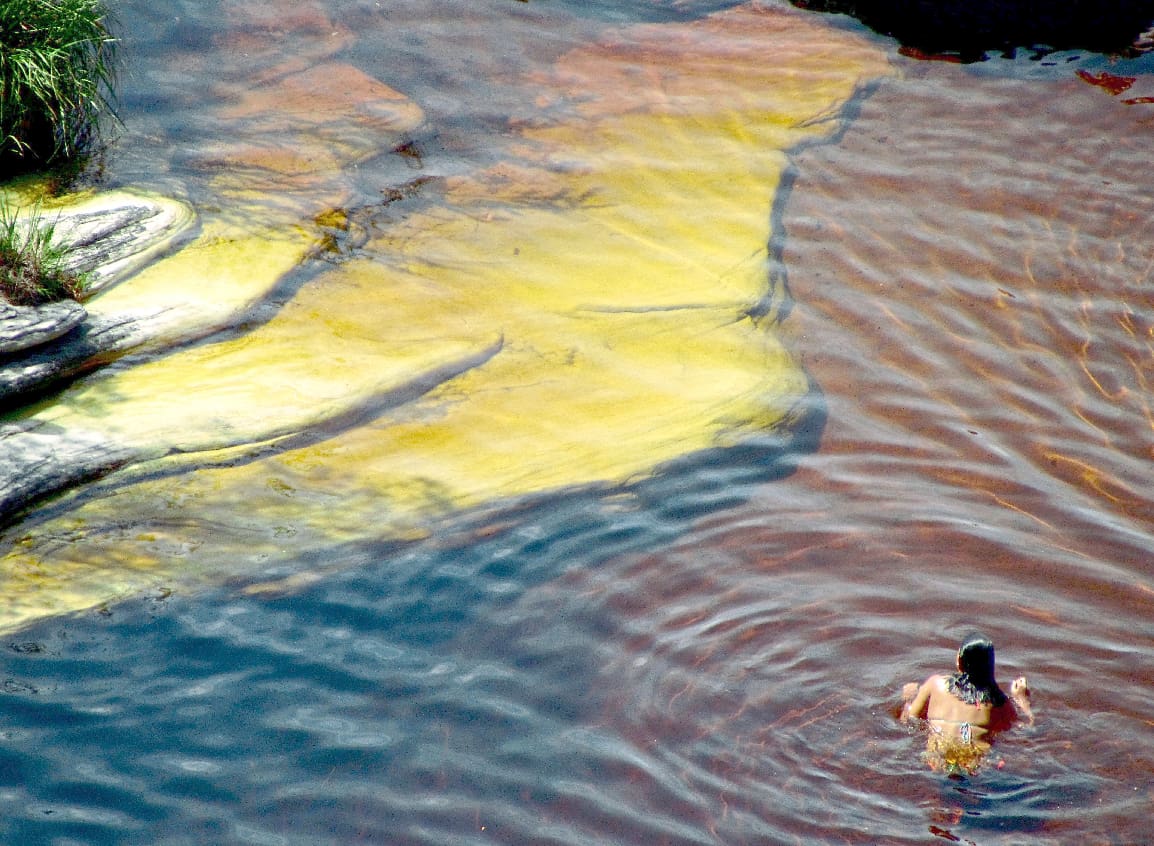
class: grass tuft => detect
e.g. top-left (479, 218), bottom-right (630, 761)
top-left (1, 0), bottom-right (118, 170)
top-left (0, 199), bottom-right (89, 305)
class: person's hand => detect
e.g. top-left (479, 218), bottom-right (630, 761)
top-left (901, 682), bottom-right (918, 702)
top-left (1010, 676), bottom-right (1034, 725)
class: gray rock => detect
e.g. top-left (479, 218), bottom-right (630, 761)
top-left (52, 194), bottom-right (196, 295)
top-left (0, 301), bottom-right (87, 355)
top-left (0, 419), bottom-right (138, 524)
top-left (0, 191), bottom-right (195, 403)
top-left (0, 311), bottom-right (149, 402)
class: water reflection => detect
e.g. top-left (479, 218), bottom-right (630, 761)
top-left (3, 474), bottom-right (1143, 843)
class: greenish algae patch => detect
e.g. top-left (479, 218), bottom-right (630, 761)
top-left (0, 5), bottom-right (892, 632)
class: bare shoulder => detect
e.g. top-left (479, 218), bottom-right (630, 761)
top-left (902, 673), bottom-right (946, 721)
top-left (912, 673), bottom-right (947, 700)
top-left (925, 673), bottom-right (950, 693)
top-left (919, 673), bottom-right (952, 700)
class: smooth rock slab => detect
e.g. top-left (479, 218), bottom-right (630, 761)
top-left (0, 311), bottom-right (155, 404)
top-left (50, 191), bottom-right (197, 295)
top-left (0, 3), bottom-right (893, 634)
top-left (0, 301), bottom-right (87, 355)
top-left (0, 191), bottom-right (196, 404)
top-left (0, 420), bottom-right (136, 525)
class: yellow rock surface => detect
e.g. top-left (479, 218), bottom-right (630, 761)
top-left (0, 5), bottom-right (891, 631)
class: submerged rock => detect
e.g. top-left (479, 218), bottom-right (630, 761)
top-left (187, 61), bottom-right (426, 219)
top-left (0, 4), bottom-right (892, 633)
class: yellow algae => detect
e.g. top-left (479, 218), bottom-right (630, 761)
top-left (0, 182), bottom-right (311, 345)
top-left (0, 5), bottom-right (891, 631)
top-left (330, 307), bottom-right (807, 507)
top-left (38, 299), bottom-right (502, 455)
top-left (84, 218), bottom-right (312, 343)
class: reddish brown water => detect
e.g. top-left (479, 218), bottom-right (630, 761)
top-left (541, 52), bottom-right (1154, 844)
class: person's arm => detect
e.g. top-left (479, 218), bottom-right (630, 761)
top-left (900, 676), bottom-right (936, 723)
top-left (1010, 676), bottom-right (1033, 726)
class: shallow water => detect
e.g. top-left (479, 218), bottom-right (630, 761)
top-left (2, 0), bottom-right (1154, 843)
top-left (0, 0), bottom-right (889, 629)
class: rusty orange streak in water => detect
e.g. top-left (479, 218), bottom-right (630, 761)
top-left (778, 61), bottom-right (1154, 546)
top-left (1076, 69), bottom-right (1137, 96)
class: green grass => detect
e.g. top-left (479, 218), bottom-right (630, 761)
top-left (0, 199), bottom-right (88, 305)
top-left (1, 0), bottom-right (117, 170)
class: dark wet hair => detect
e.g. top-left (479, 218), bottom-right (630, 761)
top-left (947, 633), bottom-right (1007, 707)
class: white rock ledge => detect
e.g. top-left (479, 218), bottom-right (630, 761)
top-left (0, 191), bottom-right (196, 403)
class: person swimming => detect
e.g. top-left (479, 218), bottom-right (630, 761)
top-left (900, 633), bottom-right (1033, 775)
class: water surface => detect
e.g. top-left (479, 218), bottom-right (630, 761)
top-left (1, 1), bottom-right (1153, 843)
